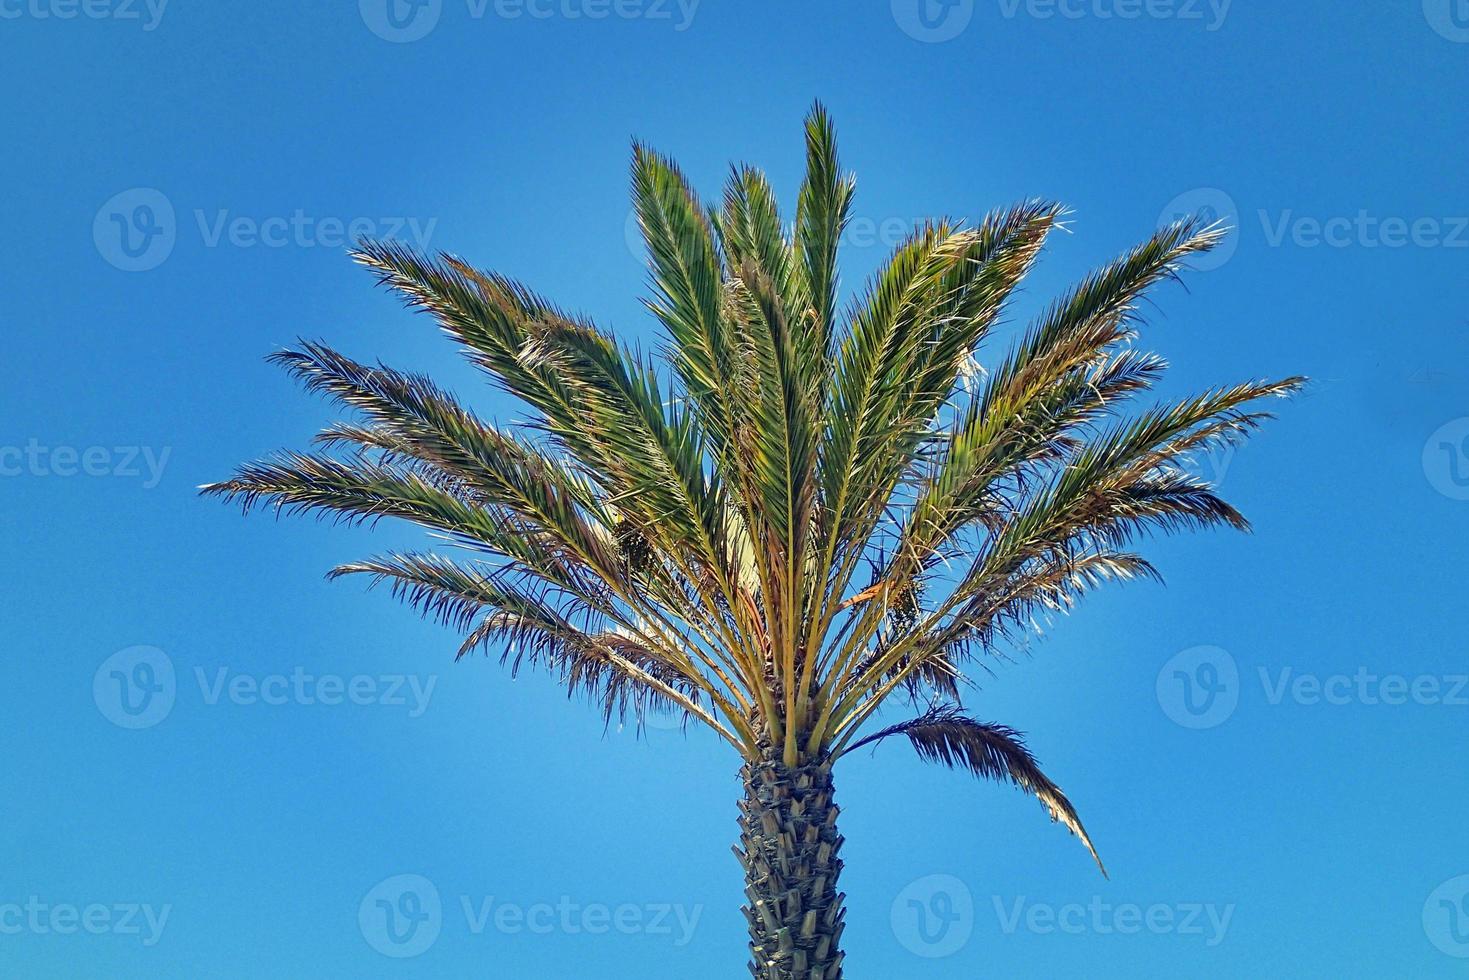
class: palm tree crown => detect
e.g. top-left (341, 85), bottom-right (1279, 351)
top-left (205, 104), bottom-right (1300, 978)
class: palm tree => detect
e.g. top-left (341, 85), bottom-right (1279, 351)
top-left (204, 104), bottom-right (1300, 978)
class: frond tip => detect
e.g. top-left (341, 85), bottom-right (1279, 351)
top-left (841, 707), bottom-right (1107, 877)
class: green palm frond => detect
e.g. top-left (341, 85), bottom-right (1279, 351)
top-left (839, 706), bottom-right (1105, 875)
top-left (334, 550), bottom-right (720, 733)
top-left (794, 102), bottom-right (854, 361)
top-left (816, 204), bottom-right (1057, 616)
top-left (631, 144), bottom-right (737, 444)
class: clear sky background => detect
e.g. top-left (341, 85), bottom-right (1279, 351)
top-left (3, 2), bottom-right (1467, 977)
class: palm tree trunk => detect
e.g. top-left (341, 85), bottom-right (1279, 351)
top-left (737, 751), bottom-right (846, 979)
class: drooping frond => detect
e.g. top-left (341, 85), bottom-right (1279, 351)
top-left (329, 551), bottom-right (601, 651)
top-left (333, 552), bottom-right (711, 731)
top-left (839, 707), bottom-right (1105, 875)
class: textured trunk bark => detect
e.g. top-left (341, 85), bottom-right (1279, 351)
top-left (736, 752), bottom-right (846, 979)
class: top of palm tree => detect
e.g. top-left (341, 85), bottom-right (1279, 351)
top-left (204, 103), bottom-right (1301, 875)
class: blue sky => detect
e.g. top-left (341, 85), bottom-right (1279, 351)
top-left (2, 1), bottom-right (1467, 976)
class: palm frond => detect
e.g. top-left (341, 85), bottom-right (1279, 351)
top-left (840, 706), bottom-right (1105, 875)
top-left (335, 551), bottom-right (710, 733)
top-left (631, 143), bottom-right (738, 445)
top-left (204, 451), bottom-right (497, 542)
top-left (793, 101), bottom-right (854, 360)
top-left (273, 341), bottom-right (624, 576)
